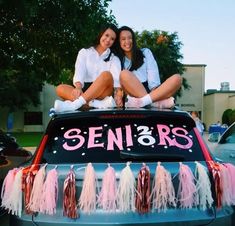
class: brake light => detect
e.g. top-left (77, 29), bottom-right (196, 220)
top-left (99, 114), bottom-right (146, 119)
top-left (194, 128), bottom-right (213, 166)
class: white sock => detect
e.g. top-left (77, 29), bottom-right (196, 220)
top-left (73, 96), bottom-right (86, 109)
top-left (140, 94), bottom-right (152, 106)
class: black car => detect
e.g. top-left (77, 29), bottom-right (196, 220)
top-left (0, 130), bottom-right (32, 214)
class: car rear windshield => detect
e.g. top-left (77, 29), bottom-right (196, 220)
top-left (41, 113), bottom-right (205, 164)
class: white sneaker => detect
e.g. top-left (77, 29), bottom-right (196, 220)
top-left (89, 96), bottom-right (116, 108)
top-left (54, 100), bottom-right (77, 112)
top-left (151, 97), bottom-right (175, 109)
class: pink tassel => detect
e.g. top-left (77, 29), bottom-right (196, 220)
top-left (39, 168), bottom-right (58, 215)
top-left (194, 161), bottom-right (214, 210)
top-left (1, 168), bottom-right (18, 208)
top-left (219, 164), bottom-right (233, 206)
top-left (116, 162), bottom-right (136, 212)
top-left (177, 162), bottom-right (197, 208)
top-left (150, 162), bottom-right (176, 212)
top-left (63, 166), bottom-right (78, 219)
top-left (97, 164), bottom-right (117, 211)
top-left (224, 163), bottom-right (235, 204)
top-left (135, 163), bottom-right (151, 214)
top-left (28, 164), bottom-right (47, 212)
top-left (2, 168), bottom-right (23, 216)
top-left (79, 163), bottom-right (97, 214)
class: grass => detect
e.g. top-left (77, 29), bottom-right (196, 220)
top-left (12, 132), bottom-right (43, 147)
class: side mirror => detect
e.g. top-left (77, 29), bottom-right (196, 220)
top-left (208, 132), bottom-right (220, 143)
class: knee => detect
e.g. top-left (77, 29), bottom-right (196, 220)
top-left (101, 71), bottom-right (113, 83)
top-left (120, 70), bottom-right (131, 85)
top-left (56, 84), bottom-right (64, 96)
top-left (172, 74), bottom-right (182, 87)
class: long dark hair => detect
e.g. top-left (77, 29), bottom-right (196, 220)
top-left (117, 26), bottom-right (144, 70)
top-left (92, 24), bottom-right (118, 62)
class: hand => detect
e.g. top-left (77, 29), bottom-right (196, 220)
top-left (71, 87), bottom-right (82, 101)
top-left (114, 88), bottom-right (124, 108)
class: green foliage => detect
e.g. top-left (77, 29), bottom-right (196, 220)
top-left (136, 30), bottom-right (190, 97)
top-left (222, 109), bottom-right (235, 126)
top-left (0, 0), bottom-right (115, 111)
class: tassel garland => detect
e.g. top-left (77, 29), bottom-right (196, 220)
top-left (3, 161), bottom-right (235, 217)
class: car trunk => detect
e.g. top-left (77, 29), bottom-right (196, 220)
top-left (10, 109), bottom-right (235, 225)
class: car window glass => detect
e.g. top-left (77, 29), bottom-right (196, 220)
top-left (42, 114), bottom-right (205, 164)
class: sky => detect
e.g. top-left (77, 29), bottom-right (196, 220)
top-left (108, 0), bottom-right (235, 91)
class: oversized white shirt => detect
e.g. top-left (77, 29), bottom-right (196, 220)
top-left (123, 48), bottom-right (161, 90)
top-left (73, 47), bottom-right (121, 88)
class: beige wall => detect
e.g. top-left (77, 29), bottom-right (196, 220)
top-left (176, 64), bottom-right (206, 116)
top-left (204, 92), bottom-right (235, 129)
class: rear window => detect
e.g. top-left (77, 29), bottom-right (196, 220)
top-left (41, 114), bottom-right (205, 163)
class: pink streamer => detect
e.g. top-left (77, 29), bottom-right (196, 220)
top-left (1, 168), bottom-right (18, 208)
top-left (177, 162), bottom-right (197, 208)
top-left (224, 163), bottom-right (235, 204)
top-left (40, 168), bottom-right (58, 215)
top-left (97, 164), bottom-right (117, 211)
top-left (28, 164), bottom-right (47, 212)
top-left (150, 162), bottom-right (176, 212)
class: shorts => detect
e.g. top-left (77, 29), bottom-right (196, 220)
top-left (142, 81), bottom-right (151, 93)
top-left (83, 82), bottom-right (92, 92)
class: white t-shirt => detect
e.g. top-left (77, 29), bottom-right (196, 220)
top-left (73, 47), bottom-right (121, 88)
top-left (123, 48), bottom-right (161, 90)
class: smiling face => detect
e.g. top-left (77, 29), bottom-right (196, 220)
top-left (99, 28), bottom-right (116, 51)
top-left (119, 30), bottom-right (133, 56)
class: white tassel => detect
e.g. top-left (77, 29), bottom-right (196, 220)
top-left (79, 163), bottom-right (97, 214)
top-left (150, 162), bottom-right (176, 212)
top-left (195, 161), bottom-right (214, 210)
top-left (116, 162), bottom-right (136, 212)
top-left (3, 168), bottom-right (23, 217)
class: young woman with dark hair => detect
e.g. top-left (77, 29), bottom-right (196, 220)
top-left (53, 24), bottom-right (123, 113)
top-left (116, 26), bottom-right (182, 108)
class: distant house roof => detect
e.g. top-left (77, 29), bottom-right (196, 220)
top-left (205, 89), bottom-right (235, 95)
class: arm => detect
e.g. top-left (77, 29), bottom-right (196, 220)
top-left (144, 48), bottom-right (161, 90)
top-left (73, 48), bottom-right (87, 88)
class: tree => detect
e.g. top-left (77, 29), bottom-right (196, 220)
top-left (136, 30), bottom-right (190, 97)
top-left (0, 0), bottom-right (115, 111)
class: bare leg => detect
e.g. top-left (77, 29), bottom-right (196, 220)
top-left (56, 71), bottom-right (114, 102)
top-left (56, 84), bottom-right (76, 101)
top-left (82, 71), bottom-right (114, 102)
top-left (120, 70), bottom-right (147, 97)
top-left (149, 74), bottom-right (182, 102)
